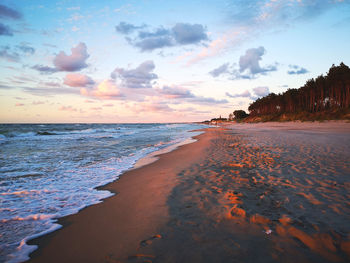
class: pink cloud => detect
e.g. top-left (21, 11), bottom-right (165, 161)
top-left (186, 35), bottom-right (228, 65)
top-left (174, 29), bottom-right (246, 66)
top-left (159, 86), bottom-right (194, 99)
top-left (64, 73), bottom-right (94, 87)
top-left (81, 79), bottom-right (122, 100)
top-left (53, 42), bottom-right (89, 72)
top-left (134, 101), bottom-right (173, 113)
top-left (158, 85), bottom-right (228, 105)
top-left (15, 103), bottom-right (24, 107)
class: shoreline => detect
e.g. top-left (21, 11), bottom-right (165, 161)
top-left (132, 131), bottom-right (202, 170)
top-left (26, 122), bottom-right (350, 262)
top-left (27, 128), bottom-right (213, 263)
top-left (3, 125), bottom-right (204, 263)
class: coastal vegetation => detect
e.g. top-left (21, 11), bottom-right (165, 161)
top-left (206, 63), bottom-right (350, 124)
top-left (246, 63), bottom-right (350, 121)
top-left (233, 110), bottom-right (249, 120)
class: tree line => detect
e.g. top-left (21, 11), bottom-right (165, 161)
top-left (248, 63), bottom-right (350, 116)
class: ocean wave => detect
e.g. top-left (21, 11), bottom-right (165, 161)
top-left (36, 131), bottom-right (58, 136)
top-left (0, 123), bottom-right (205, 262)
top-left (0, 189), bottom-right (52, 196)
top-left (0, 134), bottom-right (6, 144)
top-left (6, 223), bottom-right (62, 263)
top-left (4, 132), bottom-right (37, 138)
top-left (1, 213), bottom-right (55, 223)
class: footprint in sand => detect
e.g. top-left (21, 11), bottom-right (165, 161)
top-left (139, 234), bottom-right (162, 248)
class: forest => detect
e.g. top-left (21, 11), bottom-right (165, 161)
top-left (248, 63), bottom-right (350, 117)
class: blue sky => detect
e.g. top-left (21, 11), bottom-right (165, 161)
top-left (1, 0), bottom-right (350, 123)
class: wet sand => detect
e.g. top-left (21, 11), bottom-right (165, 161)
top-left (28, 122), bottom-right (350, 263)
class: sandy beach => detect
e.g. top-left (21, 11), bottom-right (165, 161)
top-left (28, 122), bottom-right (350, 263)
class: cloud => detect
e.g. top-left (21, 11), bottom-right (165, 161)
top-left (186, 34), bottom-right (229, 65)
top-left (31, 64), bottom-right (58, 74)
top-left (253, 86), bottom-right (269, 97)
top-left (134, 35), bottom-right (173, 51)
top-left (115, 22), bottom-right (145, 34)
top-left (134, 101), bottom-right (173, 113)
top-left (287, 65), bottom-right (309, 75)
top-left (0, 4), bottom-right (22, 20)
top-left (15, 102), bottom-right (24, 107)
top-left (176, 107), bottom-right (211, 115)
top-left (159, 85), bottom-right (228, 105)
top-left (111, 60), bottom-right (158, 89)
top-left (225, 86), bottom-right (270, 100)
top-left (209, 63), bottom-right (229, 77)
top-left (227, 0), bottom-right (350, 27)
top-left (0, 5), bottom-right (22, 37)
top-left (159, 86), bottom-right (194, 99)
top-left (226, 90), bottom-right (252, 98)
top-left (172, 23), bottom-right (208, 44)
top-left (81, 79), bottom-right (122, 100)
top-left (118, 22), bottom-right (209, 52)
top-left (238, 46), bottom-right (277, 76)
top-left (0, 47), bottom-right (19, 62)
top-left (0, 44), bottom-right (35, 63)
top-left (143, 102), bottom-right (172, 112)
top-left (210, 46), bottom-right (277, 79)
top-left (53, 42), bottom-right (89, 72)
top-left (23, 86), bottom-right (79, 96)
top-left (178, 1), bottom-right (350, 65)
top-left (64, 73), bottom-right (95, 87)
top-left (132, 27), bottom-right (173, 51)
top-left (16, 43), bottom-right (35, 54)
top-left (190, 96), bottom-right (228, 105)
top-left (0, 83), bottom-right (15, 89)
top-left (0, 5), bottom-right (22, 20)
top-left (138, 27), bottom-right (170, 39)
top-left (31, 43), bottom-right (90, 74)
top-left (0, 23), bottom-right (13, 36)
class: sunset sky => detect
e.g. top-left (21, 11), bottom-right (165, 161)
top-left (1, 0), bottom-right (350, 123)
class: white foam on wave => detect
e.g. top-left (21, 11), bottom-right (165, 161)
top-left (6, 223), bottom-right (62, 263)
top-left (1, 189), bottom-right (50, 196)
top-left (0, 123), bottom-right (207, 262)
top-left (1, 147), bottom-right (159, 262)
top-left (1, 214), bottom-right (55, 223)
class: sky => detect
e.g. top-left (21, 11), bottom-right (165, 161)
top-left (0, 0), bottom-right (350, 123)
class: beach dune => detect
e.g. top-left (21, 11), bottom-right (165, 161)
top-left (28, 122), bottom-right (350, 263)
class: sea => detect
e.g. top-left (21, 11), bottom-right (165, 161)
top-left (0, 123), bottom-right (205, 262)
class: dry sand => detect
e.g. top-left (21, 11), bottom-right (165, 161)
top-left (28, 122), bottom-right (350, 263)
